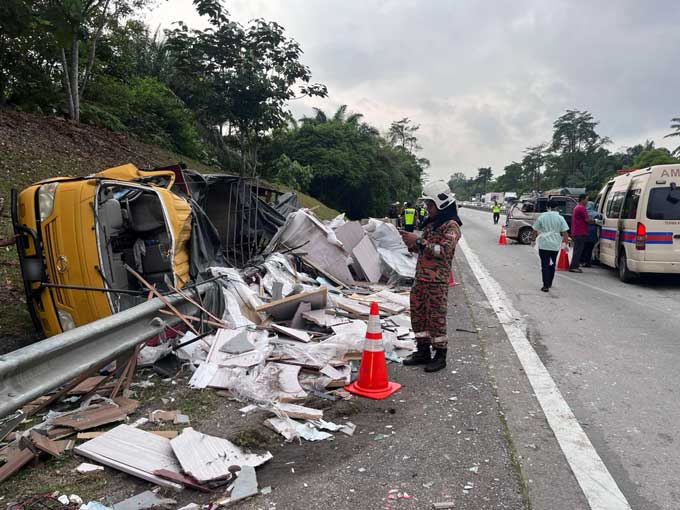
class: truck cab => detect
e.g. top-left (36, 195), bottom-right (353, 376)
top-left (12, 164), bottom-right (192, 337)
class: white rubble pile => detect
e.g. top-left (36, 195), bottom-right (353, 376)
top-left (182, 210), bottom-right (417, 442)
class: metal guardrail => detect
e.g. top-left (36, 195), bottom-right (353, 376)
top-left (0, 281), bottom-right (216, 420)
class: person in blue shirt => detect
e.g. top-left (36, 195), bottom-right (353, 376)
top-left (531, 200), bottom-right (570, 292)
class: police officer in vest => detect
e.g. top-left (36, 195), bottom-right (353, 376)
top-left (492, 200), bottom-right (501, 225)
top-left (403, 202), bottom-right (417, 232)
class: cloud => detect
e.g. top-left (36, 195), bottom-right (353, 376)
top-left (148, 0), bottom-right (680, 180)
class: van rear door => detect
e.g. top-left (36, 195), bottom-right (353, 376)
top-left (641, 165), bottom-right (680, 263)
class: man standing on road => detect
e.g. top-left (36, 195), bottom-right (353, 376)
top-left (532, 199), bottom-right (569, 292)
top-left (400, 181), bottom-right (462, 372)
top-left (492, 201), bottom-right (501, 224)
top-left (569, 194), bottom-right (590, 273)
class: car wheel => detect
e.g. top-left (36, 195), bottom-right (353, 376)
top-left (519, 227), bottom-right (533, 245)
top-left (618, 249), bottom-right (637, 283)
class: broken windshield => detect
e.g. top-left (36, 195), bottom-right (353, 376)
top-left (646, 186), bottom-right (680, 220)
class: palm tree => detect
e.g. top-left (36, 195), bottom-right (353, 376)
top-left (665, 117), bottom-right (680, 155)
top-left (300, 105), bottom-right (363, 126)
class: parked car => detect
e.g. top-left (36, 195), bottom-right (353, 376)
top-left (506, 195), bottom-right (578, 244)
top-left (12, 164), bottom-right (195, 337)
top-left (594, 164), bottom-right (680, 282)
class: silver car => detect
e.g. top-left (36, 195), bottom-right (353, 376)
top-left (506, 196), bottom-right (577, 244)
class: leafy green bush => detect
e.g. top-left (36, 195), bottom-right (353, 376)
top-left (84, 75), bottom-right (206, 159)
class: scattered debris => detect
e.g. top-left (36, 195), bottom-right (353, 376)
top-left (433, 503), bottom-right (455, 509)
top-left (74, 425), bottom-right (184, 490)
top-left (75, 462), bottom-right (105, 473)
top-left (170, 427), bottom-right (271, 484)
top-left (112, 491), bottom-right (177, 510)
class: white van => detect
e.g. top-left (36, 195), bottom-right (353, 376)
top-left (594, 164), bottom-right (680, 282)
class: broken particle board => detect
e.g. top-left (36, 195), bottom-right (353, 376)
top-left (270, 324), bottom-right (311, 343)
top-left (170, 428), bottom-right (271, 484)
top-left (255, 288), bottom-right (327, 321)
top-left (273, 403), bottom-right (323, 421)
top-left (74, 424), bottom-right (183, 491)
top-left (301, 309), bottom-right (346, 328)
top-left (332, 295), bottom-right (373, 317)
top-left (29, 430), bottom-right (74, 457)
top-left (335, 221), bottom-right (366, 253)
top-left (351, 236), bottom-right (383, 283)
top-left (266, 363), bottom-right (307, 402)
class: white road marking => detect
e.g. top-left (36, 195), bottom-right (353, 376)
top-left (458, 236), bottom-right (632, 510)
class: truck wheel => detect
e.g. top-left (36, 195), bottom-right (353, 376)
top-left (618, 249), bottom-right (637, 283)
top-left (519, 228), bottom-right (533, 245)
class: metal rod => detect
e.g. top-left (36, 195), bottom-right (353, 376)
top-left (41, 282), bottom-right (146, 296)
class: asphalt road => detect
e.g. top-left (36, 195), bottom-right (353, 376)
top-left (458, 206), bottom-right (680, 510)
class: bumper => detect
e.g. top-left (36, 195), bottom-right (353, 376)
top-left (628, 259), bottom-right (680, 273)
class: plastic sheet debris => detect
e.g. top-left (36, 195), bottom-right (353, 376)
top-left (363, 218), bottom-right (416, 282)
top-left (265, 418), bottom-right (333, 442)
top-left (75, 462), bottom-right (105, 473)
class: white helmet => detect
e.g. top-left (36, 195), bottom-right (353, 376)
top-left (421, 180), bottom-right (455, 210)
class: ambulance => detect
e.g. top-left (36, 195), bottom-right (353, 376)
top-left (594, 164), bottom-right (680, 282)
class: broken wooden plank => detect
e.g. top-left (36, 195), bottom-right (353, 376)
top-left (0, 448), bottom-right (36, 483)
top-left (255, 287), bottom-right (327, 321)
top-left (270, 324), bottom-right (311, 343)
top-left (152, 469), bottom-right (213, 492)
top-left (170, 428), bottom-right (271, 484)
top-left (68, 376), bottom-right (108, 395)
top-left (74, 424), bottom-right (183, 491)
top-left (29, 430), bottom-right (74, 457)
top-left (77, 430), bottom-right (178, 440)
top-left (52, 404), bottom-right (128, 431)
top-left (124, 264), bottom-right (198, 334)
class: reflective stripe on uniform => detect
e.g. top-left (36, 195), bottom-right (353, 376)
top-left (415, 331), bottom-right (431, 338)
top-left (404, 208), bottom-right (416, 225)
top-left (432, 244), bottom-right (442, 257)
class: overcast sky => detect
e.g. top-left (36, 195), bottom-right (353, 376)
top-left (147, 0), bottom-right (680, 181)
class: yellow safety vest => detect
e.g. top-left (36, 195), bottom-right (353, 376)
top-left (403, 208), bottom-right (416, 225)
top-left (420, 207), bottom-right (426, 218)
top-left (492, 205), bottom-right (501, 213)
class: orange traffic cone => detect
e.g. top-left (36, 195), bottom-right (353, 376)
top-left (448, 270), bottom-right (459, 286)
top-left (557, 245), bottom-right (570, 271)
top-left (345, 302), bottom-right (401, 400)
top-left (498, 225), bottom-right (508, 245)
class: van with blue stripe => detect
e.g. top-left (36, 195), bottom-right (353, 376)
top-left (594, 164), bottom-right (680, 282)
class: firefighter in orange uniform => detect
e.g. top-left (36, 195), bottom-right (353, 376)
top-left (399, 180), bottom-right (462, 372)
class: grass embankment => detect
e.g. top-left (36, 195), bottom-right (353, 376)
top-left (0, 108), bottom-right (339, 341)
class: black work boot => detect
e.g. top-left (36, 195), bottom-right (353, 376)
top-left (424, 348), bottom-right (447, 373)
top-left (403, 343), bottom-right (431, 366)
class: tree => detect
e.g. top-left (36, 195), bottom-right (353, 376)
top-left (548, 109), bottom-right (610, 186)
top-left (495, 162), bottom-right (523, 192)
top-left (476, 167), bottom-right (493, 193)
top-left (665, 116), bottom-right (680, 156)
top-left (387, 118), bottom-right (422, 154)
top-left (166, 15), bottom-right (327, 175)
top-left (260, 107), bottom-right (427, 218)
top-left (522, 143), bottom-right (547, 191)
top-left (42, 0), bottom-right (153, 122)
top-left (633, 147), bottom-right (679, 168)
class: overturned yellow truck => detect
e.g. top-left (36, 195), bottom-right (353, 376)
top-left (11, 164), bottom-right (195, 337)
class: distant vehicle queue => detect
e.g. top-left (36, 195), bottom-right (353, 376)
top-left (464, 165), bottom-right (680, 283)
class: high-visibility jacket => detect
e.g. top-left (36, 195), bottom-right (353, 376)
top-left (403, 208), bottom-right (416, 226)
top-left (419, 207), bottom-right (426, 218)
top-left (492, 204), bottom-right (501, 213)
